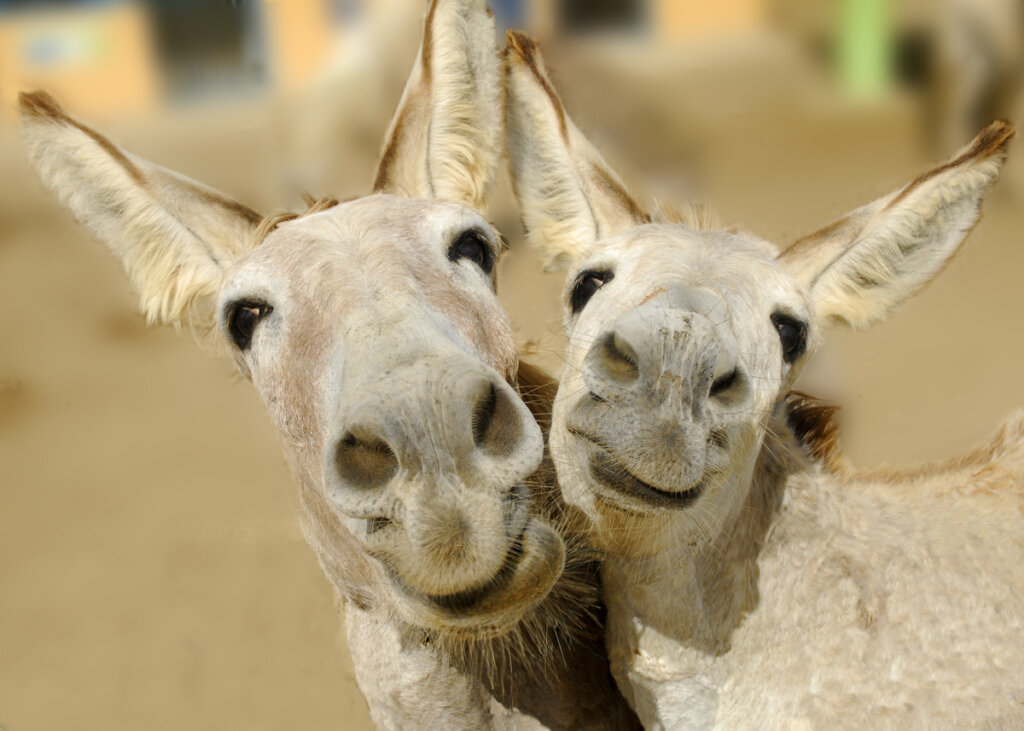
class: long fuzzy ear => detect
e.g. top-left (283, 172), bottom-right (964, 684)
top-left (20, 91), bottom-right (263, 335)
top-left (779, 121), bottom-right (1014, 329)
top-left (504, 31), bottom-right (649, 269)
top-left (372, 0), bottom-right (501, 209)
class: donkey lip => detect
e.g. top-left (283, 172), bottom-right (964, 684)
top-left (415, 518), bottom-right (562, 623)
top-left (421, 519), bottom-right (530, 614)
top-left (398, 493), bottom-right (562, 622)
top-left (570, 428), bottom-right (705, 509)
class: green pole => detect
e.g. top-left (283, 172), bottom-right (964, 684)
top-left (837, 0), bottom-right (892, 97)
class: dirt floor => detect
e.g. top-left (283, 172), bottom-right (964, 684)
top-left (2, 36), bottom-right (1023, 731)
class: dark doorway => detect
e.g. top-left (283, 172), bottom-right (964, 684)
top-left (558, 0), bottom-right (646, 33)
top-left (149, 0), bottom-right (267, 100)
top-left (491, 0), bottom-right (527, 29)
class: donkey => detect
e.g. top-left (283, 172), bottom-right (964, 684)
top-left (505, 31), bottom-right (1024, 729)
top-left (19, 4), bottom-right (638, 728)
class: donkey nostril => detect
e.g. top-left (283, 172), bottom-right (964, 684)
top-left (472, 381), bottom-right (521, 457)
top-left (709, 368), bottom-right (738, 398)
top-left (598, 330), bottom-right (640, 385)
top-left (472, 383), bottom-right (497, 446)
top-left (709, 365), bottom-right (748, 407)
top-left (334, 431), bottom-right (398, 490)
top-left (366, 516), bottom-right (393, 535)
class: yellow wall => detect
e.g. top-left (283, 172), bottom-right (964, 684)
top-left (0, 3), bottom-right (160, 124)
top-left (262, 0), bottom-right (335, 90)
top-left (654, 0), bottom-right (768, 41)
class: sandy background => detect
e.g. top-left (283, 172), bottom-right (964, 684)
top-left (3, 22), bottom-right (1024, 731)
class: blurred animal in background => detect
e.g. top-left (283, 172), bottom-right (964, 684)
top-left (274, 0), bottom-right (425, 201)
top-left (927, 0), bottom-right (1024, 188)
top-left (932, 0), bottom-right (1023, 149)
top-left (506, 30), bottom-right (1024, 730)
top-left (19, 2), bottom-right (639, 728)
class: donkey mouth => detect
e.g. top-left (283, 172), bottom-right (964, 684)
top-left (570, 428), bottom-right (706, 509)
top-left (391, 486), bottom-right (564, 626)
top-left (423, 521), bottom-right (528, 613)
top-left (418, 517), bottom-right (563, 626)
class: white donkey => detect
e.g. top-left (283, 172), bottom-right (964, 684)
top-left (505, 31), bottom-right (1024, 729)
top-left (19, 4), bottom-right (638, 728)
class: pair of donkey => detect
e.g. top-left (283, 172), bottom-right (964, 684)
top-left (21, 0), bottom-right (1024, 728)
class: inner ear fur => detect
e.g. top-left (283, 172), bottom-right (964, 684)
top-left (20, 90), bottom-right (263, 337)
top-left (779, 121), bottom-right (1014, 329)
top-left (504, 31), bottom-right (649, 270)
top-left (373, 0), bottom-right (502, 209)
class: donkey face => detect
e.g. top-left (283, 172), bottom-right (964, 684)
top-left (20, 0), bottom-right (566, 638)
top-left (504, 32), bottom-right (1013, 555)
top-left (553, 226), bottom-right (814, 547)
top-left (219, 196), bottom-right (561, 630)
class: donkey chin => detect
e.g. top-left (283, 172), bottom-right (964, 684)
top-left (354, 487), bottom-right (567, 638)
top-left (392, 523), bottom-right (566, 638)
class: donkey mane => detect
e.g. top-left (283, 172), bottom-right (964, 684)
top-left (252, 195), bottom-right (342, 247)
top-left (780, 391), bottom-right (847, 476)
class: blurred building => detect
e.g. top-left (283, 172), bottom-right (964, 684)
top-left (0, 0), bottom-right (804, 124)
top-left (499, 0), bottom-right (769, 40)
top-left (0, 1), bottom-right (161, 122)
top-left (3, 0), bottom-right (1021, 165)
top-left (0, 0), bottom-right (382, 123)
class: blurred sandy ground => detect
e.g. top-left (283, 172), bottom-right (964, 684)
top-left (1, 1), bottom-right (1023, 729)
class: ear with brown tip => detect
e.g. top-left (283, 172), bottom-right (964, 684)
top-left (373, 0), bottom-right (502, 210)
top-left (20, 90), bottom-right (263, 336)
top-left (779, 121), bottom-right (1014, 329)
top-left (504, 31), bottom-right (649, 269)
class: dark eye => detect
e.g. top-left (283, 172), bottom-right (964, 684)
top-left (570, 270), bottom-right (614, 314)
top-left (448, 229), bottom-right (494, 274)
top-left (771, 312), bottom-right (808, 364)
top-left (227, 301), bottom-right (273, 351)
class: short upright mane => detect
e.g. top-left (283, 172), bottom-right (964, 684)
top-left (652, 200), bottom-right (720, 231)
top-left (252, 195), bottom-right (342, 247)
top-left (781, 391), bottom-right (847, 476)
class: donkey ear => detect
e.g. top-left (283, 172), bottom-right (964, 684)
top-left (372, 0), bottom-right (501, 209)
top-left (20, 91), bottom-right (262, 336)
top-left (504, 31), bottom-right (649, 269)
top-left (778, 121), bottom-right (1014, 329)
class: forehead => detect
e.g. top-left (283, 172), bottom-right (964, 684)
top-left (576, 223), bottom-right (793, 297)
top-left (231, 194), bottom-right (491, 281)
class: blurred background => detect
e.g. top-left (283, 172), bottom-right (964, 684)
top-left (1, 1), bottom-right (1022, 729)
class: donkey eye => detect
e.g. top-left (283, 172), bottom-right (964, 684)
top-left (448, 229), bottom-right (494, 274)
top-left (771, 312), bottom-right (808, 364)
top-left (228, 301), bottom-right (273, 351)
top-left (570, 270), bottom-right (614, 314)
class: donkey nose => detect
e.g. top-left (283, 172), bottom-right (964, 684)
top-left (324, 359), bottom-right (540, 510)
top-left (583, 286), bottom-right (747, 409)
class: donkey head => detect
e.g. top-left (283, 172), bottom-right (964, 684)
top-left (20, 1), bottom-right (565, 639)
top-left (504, 32), bottom-right (1013, 556)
